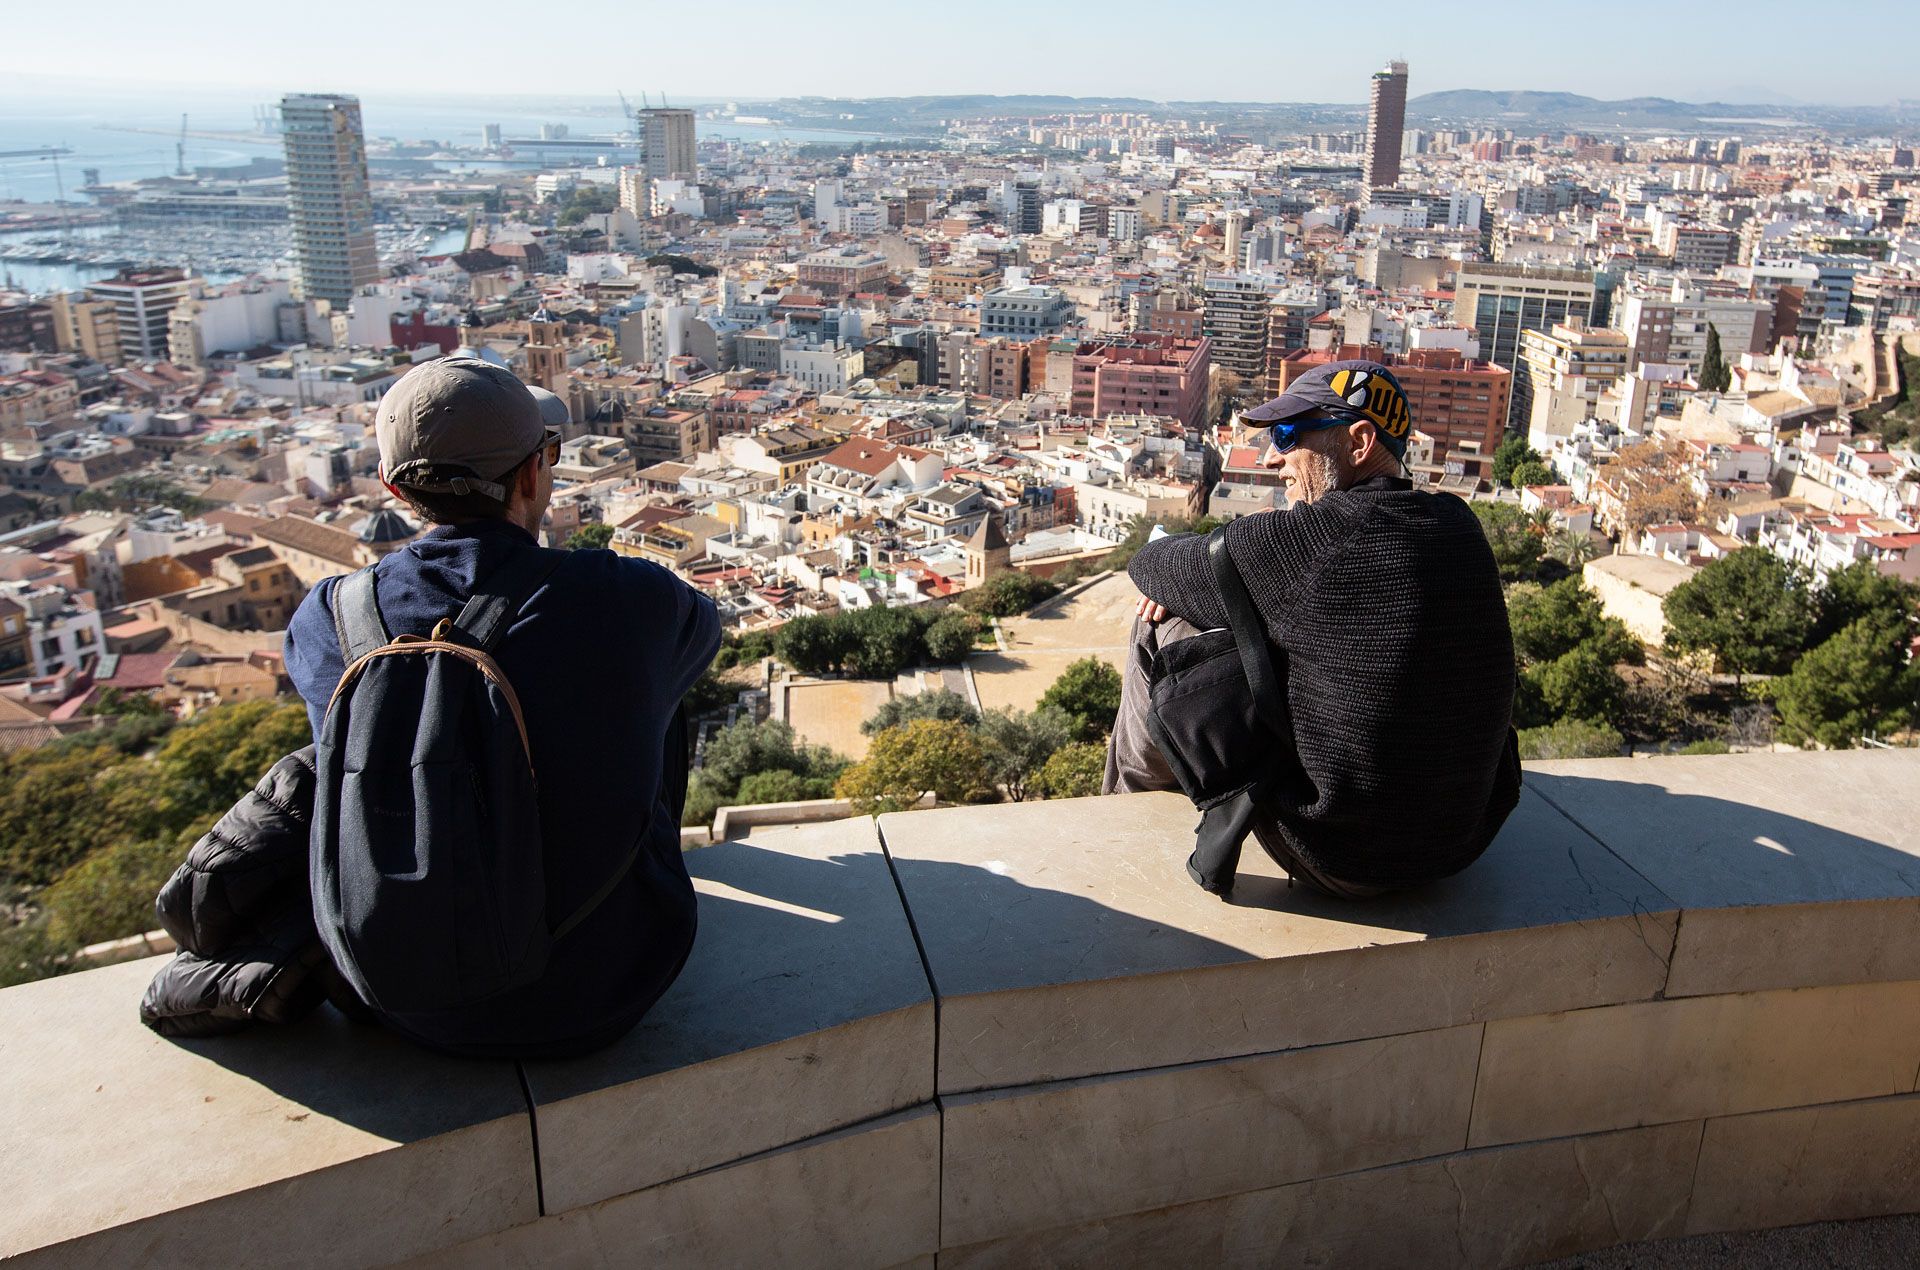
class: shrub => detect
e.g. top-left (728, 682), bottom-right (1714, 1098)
top-left (959, 572), bottom-right (1059, 618)
top-left (1516, 718), bottom-right (1625, 761)
top-left (976, 707), bottom-right (1072, 802)
top-left (735, 769), bottom-right (835, 806)
top-left (1678, 739), bottom-right (1731, 755)
top-left (1031, 741), bottom-right (1107, 799)
top-left (698, 718), bottom-right (845, 802)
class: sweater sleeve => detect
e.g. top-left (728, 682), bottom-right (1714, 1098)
top-left (1127, 531), bottom-right (1229, 630)
top-left (1128, 500), bottom-right (1367, 639)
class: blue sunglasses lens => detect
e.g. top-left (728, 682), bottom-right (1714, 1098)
top-left (1263, 415), bottom-right (1343, 454)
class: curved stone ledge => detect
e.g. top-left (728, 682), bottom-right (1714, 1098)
top-left (2, 750), bottom-right (1917, 1267)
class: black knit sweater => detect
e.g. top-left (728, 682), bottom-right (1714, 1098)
top-left (1129, 476), bottom-right (1519, 888)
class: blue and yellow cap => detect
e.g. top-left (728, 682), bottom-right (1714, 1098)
top-left (1243, 360), bottom-right (1413, 459)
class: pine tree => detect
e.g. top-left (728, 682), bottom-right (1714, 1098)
top-left (1699, 324), bottom-right (1730, 393)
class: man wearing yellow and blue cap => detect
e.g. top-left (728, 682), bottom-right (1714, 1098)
top-left (1106, 360), bottom-right (1520, 897)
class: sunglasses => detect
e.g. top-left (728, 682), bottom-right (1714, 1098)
top-left (1252, 412), bottom-right (1353, 458)
top-left (529, 427), bottom-right (562, 468)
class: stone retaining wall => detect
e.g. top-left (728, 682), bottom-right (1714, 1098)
top-left (3, 750), bottom-right (1918, 1267)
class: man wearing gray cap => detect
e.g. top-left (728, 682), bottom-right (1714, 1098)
top-left (284, 355), bottom-right (720, 1055)
top-left (1106, 360), bottom-right (1519, 898)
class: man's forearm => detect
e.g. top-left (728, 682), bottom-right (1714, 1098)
top-left (1127, 533), bottom-right (1230, 630)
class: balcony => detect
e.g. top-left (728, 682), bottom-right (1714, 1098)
top-left (3, 749), bottom-right (1919, 1267)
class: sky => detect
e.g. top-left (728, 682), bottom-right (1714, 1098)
top-left (2, 0), bottom-right (1915, 107)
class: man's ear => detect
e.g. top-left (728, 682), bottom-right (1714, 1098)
top-left (517, 457), bottom-right (541, 500)
top-left (1348, 420), bottom-right (1380, 466)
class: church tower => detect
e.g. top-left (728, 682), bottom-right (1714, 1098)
top-left (964, 514), bottom-right (1011, 588)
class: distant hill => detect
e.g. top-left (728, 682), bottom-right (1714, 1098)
top-left (742, 91), bottom-right (1910, 137)
top-left (1404, 89), bottom-right (1906, 131)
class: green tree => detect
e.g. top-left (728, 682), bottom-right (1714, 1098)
top-left (1038, 657), bottom-right (1124, 742)
top-left (843, 605), bottom-right (930, 679)
top-left (1811, 560), bottom-right (1918, 647)
top-left (145, 700), bottom-right (312, 820)
top-left (1527, 645), bottom-right (1628, 728)
top-left (976, 706), bottom-right (1071, 802)
top-left (862, 689), bottom-right (979, 736)
top-left (1517, 718), bottom-right (1625, 760)
top-left (1663, 549), bottom-right (1817, 684)
top-left (1698, 325), bottom-right (1730, 393)
top-left (960, 572), bottom-right (1060, 618)
top-left (1470, 501), bottom-right (1547, 582)
top-left (1679, 739), bottom-right (1731, 755)
top-left (41, 837), bottom-right (181, 948)
top-left (1765, 616), bottom-right (1920, 749)
top-left (836, 719), bottom-right (989, 814)
top-left (1508, 578), bottom-right (1643, 667)
top-left (1031, 741), bottom-right (1108, 799)
top-left (776, 614), bottom-right (854, 675)
top-left (1508, 460), bottom-right (1556, 489)
top-left (923, 611), bottom-right (982, 664)
top-left (1491, 437), bottom-right (1545, 488)
top-left (564, 523), bottom-right (615, 550)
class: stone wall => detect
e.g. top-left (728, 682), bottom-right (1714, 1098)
top-left (4, 750), bottom-right (1919, 1267)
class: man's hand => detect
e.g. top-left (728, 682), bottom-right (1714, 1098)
top-left (1135, 595), bottom-right (1168, 623)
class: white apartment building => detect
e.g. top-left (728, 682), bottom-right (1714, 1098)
top-left (780, 343), bottom-right (865, 393)
top-left (87, 268), bottom-right (194, 363)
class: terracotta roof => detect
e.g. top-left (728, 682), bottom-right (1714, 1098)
top-left (252, 516), bottom-right (365, 567)
top-left (817, 439), bottom-right (927, 477)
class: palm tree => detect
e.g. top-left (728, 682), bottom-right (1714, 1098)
top-left (1551, 528), bottom-right (1600, 567)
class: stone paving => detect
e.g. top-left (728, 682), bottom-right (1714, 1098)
top-left (783, 678), bottom-right (893, 761)
top-left (970, 571), bottom-right (1141, 713)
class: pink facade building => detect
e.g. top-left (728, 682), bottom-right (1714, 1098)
top-left (1069, 333), bottom-right (1212, 431)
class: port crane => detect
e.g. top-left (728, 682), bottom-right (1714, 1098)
top-left (176, 114), bottom-right (188, 177)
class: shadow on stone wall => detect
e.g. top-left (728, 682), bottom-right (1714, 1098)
top-left (149, 768), bottom-right (1919, 1141)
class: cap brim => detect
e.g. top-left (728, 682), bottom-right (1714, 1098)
top-left (1243, 394), bottom-right (1326, 424)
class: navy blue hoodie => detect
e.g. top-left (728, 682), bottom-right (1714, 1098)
top-left (284, 519), bottom-right (720, 1056)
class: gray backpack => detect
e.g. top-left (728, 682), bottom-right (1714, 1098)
top-left (310, 549), bottom-right (636, 1020)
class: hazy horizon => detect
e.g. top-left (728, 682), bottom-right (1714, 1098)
top-left (3, 0), bottom-right (1915, 109)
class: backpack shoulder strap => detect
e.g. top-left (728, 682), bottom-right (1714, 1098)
top-left (1207, 528), bottom-right (1289, 738)
top-left (451, 546), bottom-right (567, 653)
top-left (331, 567), bottom-right (390, 664)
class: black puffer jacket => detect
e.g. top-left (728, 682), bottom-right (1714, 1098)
top-left (140, 747), bottom-right (355, 1037)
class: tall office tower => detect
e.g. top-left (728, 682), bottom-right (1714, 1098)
top-left (641, 108), bottom-right (697, 181)
top-left (1201, 274), bottom-right (1272, 380)
top-left (1364, 60), bottom-right (1409, 193)
top-left (280, 94), bottom-right (380, 306)
top-left (1452, 263), bottom-right (1598, 425)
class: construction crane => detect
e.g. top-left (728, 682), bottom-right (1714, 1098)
top-left (175, 113), bottom-right (188, 177)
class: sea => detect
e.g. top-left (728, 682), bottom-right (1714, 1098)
top-left (0, 87), bottom-right (887, 292)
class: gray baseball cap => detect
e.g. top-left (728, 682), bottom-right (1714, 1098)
top-left (377, 356), bottom-right (552, 502)
top-left (527, 385), bottom-right (571, 428)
